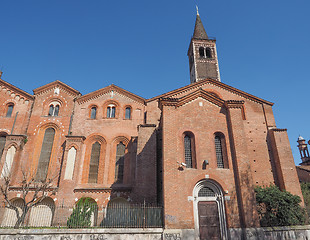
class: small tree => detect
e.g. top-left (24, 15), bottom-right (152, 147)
top-left (0, 163), bottom-right (58, 228)
top-left (255, 185), bottom-right (306, 227)
top-left (67, 198), bottom-right (96, 228)
top-left (300, 182), bottom-right (310, 219)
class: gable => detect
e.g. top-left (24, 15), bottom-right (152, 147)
top-left (76, 84), bottom-right (145, 105)
top-left (0, 79), bottom-right (34, 102)
top-left (33, 80), bottom-right (81, 97)
top-left (149, 79), bottom-right (273, 106)
top-left (159, 88), bottom-right (225, 109)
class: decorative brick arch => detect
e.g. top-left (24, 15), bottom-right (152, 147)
top-left (192, 179), bottom-right (228, 240)
top-left (82, 134), bottom-right (107, 184)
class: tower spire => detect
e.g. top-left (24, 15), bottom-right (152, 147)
top-left (193, 9), bottom-right (208, 40)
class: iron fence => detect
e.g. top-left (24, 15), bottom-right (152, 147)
top-left (0, 203), bottom-right (163, 229)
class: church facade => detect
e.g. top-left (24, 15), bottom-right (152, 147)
top-left (0, 12), bottom-right (303, 239)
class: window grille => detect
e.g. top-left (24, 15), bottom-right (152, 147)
top-left (125, 107), bottom-right (131, 119)
top-left (198, 187), bottom-right (216, 197)
top-left (115, 142), bottom-right (125, 183)
top-left (215, 136), bottom-right (224, 168)
top-left (6, 105), bottom-right (13, 117)
top-left (184, 135), bottom-right (193, 168)
top-left (36, 128), bottom-right (55, 181)
top-left (88, 142), bottom-right (101, 183)
top-left (90, 107), bottom-right (97, 119)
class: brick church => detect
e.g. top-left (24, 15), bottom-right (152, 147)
top-left (0, 11), bottom-right (303, 239)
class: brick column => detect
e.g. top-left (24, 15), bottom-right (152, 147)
top-left (133, 124), bottom-right (157, 203)
top-left (225, 101), bottom-right (259, 228)
top-left (269, 128), bottom-right (304, 202)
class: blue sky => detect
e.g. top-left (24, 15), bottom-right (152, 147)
top-left (1, 0), bottom-right (309, 165)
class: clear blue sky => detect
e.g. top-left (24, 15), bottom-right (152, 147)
top-left (1, 0), bottom-right (309, 165)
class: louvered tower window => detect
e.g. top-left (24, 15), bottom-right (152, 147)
top-left (215, 136), bottom-right (224, 168)
top-left (36, 128), bottom-right (55, 181)
top-left (184, 135), bottom-right (193, 168)
top-left (88, 142), bottom-right (101, 183)
top-left (115, 142), bottom-right (125, 183)
top-left (198, 187), bottom-right (216, 197)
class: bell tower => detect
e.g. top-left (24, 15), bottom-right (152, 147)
top-left (188, 8), bottom-right (220, 83)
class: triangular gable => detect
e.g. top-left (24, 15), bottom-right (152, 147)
top-left (159, 88), bottom-right (225, 108)
top-left (76, 84), bottom-right (145, 105)
top-left (0, 79), bottom-right (34, 101)
top-left (148, 78), bottom-right (273, 106)
top-left (33, 80), bottom-right (81, 97)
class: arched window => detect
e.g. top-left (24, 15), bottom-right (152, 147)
top-left (0, 135), bottom-right (6, 159)
top-left (184, 133), bottom-right (196, 168)
top-left (90, 106), bottom-right (97, 119)
top-left (199, 47), bottom-right (205, 58)
top-left (35, 128), bottom-right (55, 181)
top-left (6, 104), bottom-right (14, 117)
top-left (107, 105), bottom-right (116, 118)
top-left (215, 133), bottom-right (228, 168)
top-left (115, 142), bottom-right (125, 183)
top-left (64, 147), bottom-right (77, 180)
top-left (206, 47), bottom-right (212, 58)
top-left (88, 142), bottom-right (101, 183)
top-left (48, 103), bottom-right (60, 116)
top-left (1, 146), bottom-right (16, 178)
top-left (125, 107), bottom-right (131, 119)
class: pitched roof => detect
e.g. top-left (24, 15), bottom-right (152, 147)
top-left (147, 79), bottom-right (273, 106)
top-left (0, 79), bottom-right (34, 101)
top-left (76, 84), bottom-right (146, 105)
top-left (193, 14), bottom-right (208, 40)
top-left (33, 80), bottom-right (81, 96)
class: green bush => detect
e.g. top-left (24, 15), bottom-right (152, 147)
top-left (300, 182), bottom-right (310, 219)
top-left (67, 198), bottom-right (96, 228)
top-left (254, 185), bottom-right (306, 227)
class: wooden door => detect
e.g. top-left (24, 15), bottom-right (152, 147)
top-left (198, 201), bottom-right (221, 240)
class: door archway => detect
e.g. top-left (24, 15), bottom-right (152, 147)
top-left (193, 179), bottom-right (228, 240)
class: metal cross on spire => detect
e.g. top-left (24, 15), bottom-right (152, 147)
top-left (196, 5), bottom-right (199, 15)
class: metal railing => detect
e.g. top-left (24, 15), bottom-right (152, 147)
top-left (0, 203), bottom-right (163, 229)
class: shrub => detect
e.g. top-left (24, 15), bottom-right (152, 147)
top-left (254, 185), bottom-right (306, 227)
top-left (67, 198), bottom-right (96, 228)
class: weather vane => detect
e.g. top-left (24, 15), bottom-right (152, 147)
top-left (196, 5), bottom-right (199, 15)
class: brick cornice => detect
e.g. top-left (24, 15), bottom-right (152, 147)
top-left (33, 80), bottom-right (81, 97)
top-left (65, 135), bottom-right (86, 142)
top-left (76, 84), bottom-right (146, 105)
top-left (224, 100), bottom-right (245, 109)
top-left (74, 186), bottom-right (132, 193)
top-left (148, 79), bottom-right (273, 106)
top-left (0, 79), bottom-right (34, 101)
top-left (269, 128), bottom-right (287, 132)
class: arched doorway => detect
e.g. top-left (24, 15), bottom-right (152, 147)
top-left (1, 198), bottom-right (24, 227)
top-left (193, 179), bottom-right (228, 240)
top-left (28, 197), bottom-right (55, 227)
